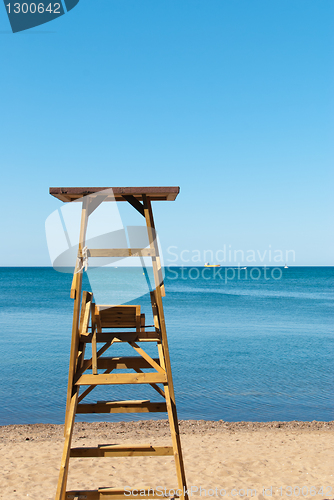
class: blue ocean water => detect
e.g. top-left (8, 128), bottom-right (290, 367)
top-left (0, 266), bottom-right (333, 425)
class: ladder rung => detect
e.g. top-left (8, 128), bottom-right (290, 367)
top-left (70, 444), bottom-right (174, 457)
top-left (77, 400), bottom-right (167, 414)
top-left (96, 356), bottom-right (160, 370)
top-left (87, 248), bottom-right (156, 257)
top-left (75, 373), bottom-right (167, 386)
top-left (80, 332), bottom-right (161, 343)
top-left (66, 488), bottom-right (176, 499)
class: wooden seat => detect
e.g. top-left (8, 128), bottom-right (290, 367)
top-left (95, 305), bottom-right (144, 331)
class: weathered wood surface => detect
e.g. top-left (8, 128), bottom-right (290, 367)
top-left (50, 186), bottom-right (180, 202)
top-left (70, 444), bottom-right (173, 457)
top-left (76, 401), bottom-right (167, 414)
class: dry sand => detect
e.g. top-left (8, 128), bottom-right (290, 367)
top-left (0, 420), bottom-right (333, 500)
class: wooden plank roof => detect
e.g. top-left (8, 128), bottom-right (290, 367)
top-left (49, 186), bottom-right (180, 202)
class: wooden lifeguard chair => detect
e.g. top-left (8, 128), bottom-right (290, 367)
top-left (49, 187), bottom-right (188, 500)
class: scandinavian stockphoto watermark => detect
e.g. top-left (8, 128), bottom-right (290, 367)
top-left (167, 265), bottom-right (283, 283)
top-left (123, 485), bottom-right (332, 498)
top-left (165, 245), bottom-right (296, 283)
top-left (45, 186), bottom-right (294, 292)
top-left (167, 245), bottom-right (295, 265)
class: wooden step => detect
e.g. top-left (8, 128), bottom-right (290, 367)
top-left (75, 359), bottom-right (162, 384)
top-left (66, 488), bottom-right (177, 499)
top-left (75, 372), bottom-right (167, 386)
top-left (88, 248), bottom-right (156, 258)
top-left (70, 444), bottom-right (174, 458)
top-left (96, 357), bottom-right (161, 370)
top-left (77, 400), bottom-right (167, 414)
top-left (80, 332), bottom-right (161, 343)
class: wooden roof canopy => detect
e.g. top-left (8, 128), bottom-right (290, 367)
top-left (49, 186), bottom-right (180, 203)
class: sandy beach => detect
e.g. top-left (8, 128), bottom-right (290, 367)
top-left (0, 420), bottom-right (333, 500)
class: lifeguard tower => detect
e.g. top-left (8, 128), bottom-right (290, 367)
top-left (49, 187), bottom-right (188, 500)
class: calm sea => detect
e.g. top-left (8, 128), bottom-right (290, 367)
top-left (0, 266), bottom-right (333, 425)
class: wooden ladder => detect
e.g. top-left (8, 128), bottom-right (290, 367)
top-left (51, 189), bottom-right (188, 500)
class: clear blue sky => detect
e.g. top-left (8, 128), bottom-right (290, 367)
top-left (0, 0), bottom-right (333, 266)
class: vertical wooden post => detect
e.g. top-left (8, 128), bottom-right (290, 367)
top-left (143, 195), bottom-right (188, 500)
top-left (91, 302), bottom-right (98, 375)
top-left (56, 198), bottom-right (89, 500)
top-left (64, 197), bottom-right (89, 432)
top-left (56, 391), bottom-right (78, 500)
